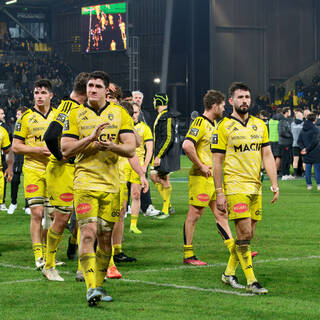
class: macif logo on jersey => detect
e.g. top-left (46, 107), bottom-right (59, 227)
top-left (77, 203), bottom-right (92, 214)
top-left (60, 193), bottom-right (74, 202)
top-left (232, 203), bottom-right (248, 213)
top-left (234, 143), bottom-right (262, 152)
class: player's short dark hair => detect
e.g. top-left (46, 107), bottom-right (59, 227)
top-left (122, 90), bottom-right (132, 100)
top-left (17, 106), bottom-right (28, 113)
top-left (229, 82), bottom-right (251, 97)
top-left (203, 90), bottom-right (225, 110)
top-left (120, 101), bottom-right (134, 117)
top-left (258, 110), bottom-right (269, 118)
top-left (307, 112), bottom-right (317, 122)
top-left (294, 108), bottom-right (303, 113)
top-left (73, 72), bottom-right (90, 95)
top-left (109, 83), bottom-right (122, 102)
top-left (88, 71), bottom-right (110, 88)
top-left (282, 107), bottom-right (290, 114)
top-left (34, 79), bottom-right (52, 92)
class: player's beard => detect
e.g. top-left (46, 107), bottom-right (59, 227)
top-left (234, 104), bottom-right (249, 115)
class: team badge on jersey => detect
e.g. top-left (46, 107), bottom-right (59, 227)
top-left (108, 113), bottom-right (114, 120)
top-left (56, 113), bottom-right (67, 124)
top-left (252, 125), bottom-right (257, 131)
top-left (63, 120), bottom-right (69, 131)
top-left (189, 128), bottom-right (199, 137)
top-left (212, 134), bottom-right (218, 144)
top-left (15, 122), bottom-right (21, 132)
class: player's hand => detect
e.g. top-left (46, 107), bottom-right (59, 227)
top-left (300, 148), bottom-right (307, 155)
top-left (4, 167), bottom-right (13, 182)
top-left (153, 157), bottom-right (161, 167)
top-left (39, 147), bottom-right (51, 157)
top-left (97, 137), bottom-right (115, 151)
top-left (216, 193), bottom-right (227, 212)
top-left (140, 176), bottom-right (149, 193)
top-left (270, 185), bottom-right (279, 203)
top-left (89, 122), bottom-right (109, 142)
top-left (200, 164), bottom-right (212, 178)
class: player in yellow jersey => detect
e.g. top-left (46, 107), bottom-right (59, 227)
top-left (61, 71), bottom-right (136, 306)
top-left (42, 73), bottom-right (89, 281)
top-left (12, 79), bottom-right (55, 269)
top-left (0, 125), bottom-right (13, 255)
top-left (183, 90), bottom-right (241, 276)
top-left (212, 82), bottom-right (279, 294)
top-left (126, 102), bottom-right (153, 234)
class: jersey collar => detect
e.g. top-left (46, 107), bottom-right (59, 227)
top-left (229, 115), bottom-right (251, 127)
top-left (84, 102), bottom-right (108, 116)
top-left (31, 106), bottom-right (53, 119)
top-left (200, 115), bottom-right (215, 127)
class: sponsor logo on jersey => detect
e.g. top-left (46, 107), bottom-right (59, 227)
top-left (81, 116), bottom-right (88, 120)
top-left (234, 143), bottom-right (262, 152)
top-left (250, 134), bottom-right (262, 139)
top-left (232, 203), bottom-right (248, 213)
top-left (76, 203), bottom-right (92, 214)
top-left (189, 128), bottom-right (199, 137)
top-left (212, 134), bottom-right (218, 144)
top-left (56, 113), bottom-right (67, 124)
top-left (111, 209), bottom-right (120, 217)
top-left (60, 193), bottom-right (74, 202)
top-left (26, 184), bottom-right (39, 193)
top-left (197, 193), bottom-right (210, 202)
top-left (255, 209), bottom-right (262, 216)
top-left (63, 120), bottom-right (69, 131)
top-left (15, 123), bottom-right (21, 132)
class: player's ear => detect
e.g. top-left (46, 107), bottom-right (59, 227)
top-left (50, 92), bottom-right (54, 99)
top-left (228, 97), bottom-right (233, 105)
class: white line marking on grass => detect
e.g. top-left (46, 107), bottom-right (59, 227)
top-left (120, 279), bottom-right (253, 297)
top-left (125, 255), bottom-right (320, 274)
top-left (0, 279), bottom-right (42, 285)
top-left (0, 263), bottom-right (71, 275)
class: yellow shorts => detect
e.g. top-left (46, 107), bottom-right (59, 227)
top-left (74, 190), bottom-right (121, 227)
top-left (124, 165), bottom-right (141, 185)
top-left (189, 175), bottom-right (216, 207)
top-left (227, 194), bottom-right (262, 221)
top-left (46, 161), bottom-right (74, 207)
top-left (0, 171), bottom-right (4, 204)
top-left (120, 183), bottom-right (128, 208)
top-left (23, 166), bottom-right (47, 199)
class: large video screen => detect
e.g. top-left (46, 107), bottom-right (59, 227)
top-left (81, 2), bottom-right (127, 53)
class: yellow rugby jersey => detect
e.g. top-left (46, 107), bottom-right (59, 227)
top-left (0, 126), bottom-right (11, 171)
top-left (211, 115), bottom-right (269, 195)
top-left (185, 115), bottom-right (216, 176)
top-left (13, 107), bottom-right (55, 172)
top-left (49, 98), bottom-right (80, 163)
top-left (134, 121), bottom-right (153, 162)
top-left (62, 102), bottom-right (134, 192)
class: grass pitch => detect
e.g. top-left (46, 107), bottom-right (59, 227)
top-left (0, 156), bottom-right (320, 320)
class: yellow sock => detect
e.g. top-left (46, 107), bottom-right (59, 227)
top-left (184, 244), bottom-right (194, 259)
top-left (42, 243), bottom-right (47, 261)
top-left (155, 183), bottom-right (164, 199)
top-left (113, 244), bottom-right (122, 255)
top-left (161, 186), bottom-right (172, 215)
top-left (32, 243), bottom-right (43, 262)
top-left (224, 238), bottom-right (239, 276)
top-left (45, 227), bottom-right (63, 269)
top-left (77, 228), bottom-right (81, 272)
top-left (130, 215), bottom-right (138, 227)
top-left (108, 255), bottom-right (115, 268)
top-left (235, 241), bottom-right (257, 285)
top-left (80, 253), bottom-right (96, 290)
top-left (96, 247), bottom-right (111, 287)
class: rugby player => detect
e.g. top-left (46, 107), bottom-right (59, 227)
top-left (212, 82), bottom-right (279, 294)
top-left (42, 72), bottom-right (89, 281)
top-left (12, 79), bottom-right (55, 269)
top-left (61, 71), bottom-right (136, 306)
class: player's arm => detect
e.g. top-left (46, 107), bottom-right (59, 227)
top-left (4, 148), bottom-right (13, 182)
top-left (61, 122), bottom-right (109, 158)
top-left (128, 154), bottom-right (149, 192)
top-left (97, 131), bottom-right (135, 158)
top-left (12, 138), bottom-right (51, 157)
top-left (43, 121), bottom-right (64, 160)
top-left (212, 152), bottom-right (227, 212)
top-left (142, 140), bottom-right (153, 173)
top-left (133, 129), bottom-right (142, 147)
top-left (183, 139), bottom-right (211, 178)
top-left (262, 145), bottom-right (279, 203)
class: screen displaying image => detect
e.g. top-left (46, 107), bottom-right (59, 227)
top-left (81, 2), bottom-right (127, 53)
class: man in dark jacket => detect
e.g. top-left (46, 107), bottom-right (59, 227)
top-left (278, 107), bottom-right (294, 180)
top-left (298, 112), bottom-right (320, 189)
top-left (150, 93), bottom-right (180, 219)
